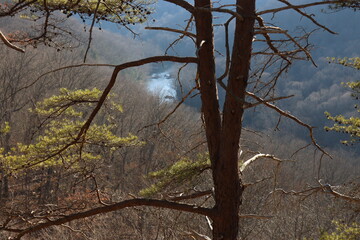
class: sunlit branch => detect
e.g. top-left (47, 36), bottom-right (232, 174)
top-left (277, 0), bottom-right (336, 34)
top-left (169, 190), bottom-right (213, 201)
top-left (254, 17), bottom-right (314, 65)
top-left (60, 224), bottom-right (90, 239)
top-left (317, 180), bottom-right (360, 203)
top-left (7, 63), bottom-right (117, 103)
top-left (240, 153), bottom-right (285, 172)
top-left (255, 16), bottom-right (290, 64)
top-left (186, 230), bottom-right (212, 240)
top-left (239, 214), bottom-right (273, 219)
top-left (164, 15), bottom-right (196, 54)
top-left (0, 0), bottom-right (37, 17)
top-left (263, 61), bottom-right (292, 97)
top-left (271, 181), bottom-right (360, 204)
top-left (252, 49), bottom-right (304, 59)
top-left (8, 56), bottom-right (197, 171)
top-left (244, 94), bottom-right (294, 109)
top-left (140, 86), bottom-right (198, 131)
top-left (217, 16), bottom-right (234, 83)
top-left (0, 30), bottom-right (25, 53)
top-left (244, 176), bottom-right (273, 188)
top-left (196, 7), bottom-right (244, 21)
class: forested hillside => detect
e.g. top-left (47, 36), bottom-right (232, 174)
top-left (0, 0), bottom-right (359, 239)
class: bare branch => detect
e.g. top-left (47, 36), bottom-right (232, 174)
top-left (163, 16), bottom-right (196, 54)
top-left (169, 190), bottom-right (213, 201)
top-left (217, 16), bottom-right (234, 83)
top-left (239, 214), bottom-right (273, 219)
top-left (186, 230), bottom-right (212, 240)
top-left (0, 30), bottom-right (25, 53)
top-left (83, 0), bottom-right (102, 62)
top-left (0, 0), bottom-right (38, 17)
top-left (196, 7), bottom-right (244, 21)
top-left (245, 91), bottom-right (331, 158)
top-left (258, 0), bottom-right (346, 15)
top-left (145, 26), bottom-right (196, 38)
top-left (10, 56), bottom-right (197, 171)
top-left (277, 0), bottom-right (336, 34)
top-left (157, 87), bottom-right (197, 126)
top-left (271, 182), bottom-right (360, 204)
top-left (244, 94), bottom-right (294, 109)
top-left (240, 153), bottom-right (285, 172)
top-left (318, 181), bottom-right (360, 203)
top-left (10, 198), bottom-right (212, 239)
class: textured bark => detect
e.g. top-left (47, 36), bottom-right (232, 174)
top-left (194, 0), bottom-right (221, 166)
top-left (213, 1), bottom-right (255, 239)
top-left (194, 0), bottom-right (255, 239)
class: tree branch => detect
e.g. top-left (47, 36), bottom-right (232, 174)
top-left (318, 181), bottom-right (360, 203)
top-left (164, 0), bottom-right (195, 13)
top-left (10, 198), bottom-right (212, 239)
top-left (240, 153), bottom-right (285, 172)
top-left (0, 30), bottom-right (25, 53)
top-left (258, 0), bottom-right (347, 15)
top-left (145, 26), bottom-right (196, 38)
top-left (245, 91), bottom-right (331, 158)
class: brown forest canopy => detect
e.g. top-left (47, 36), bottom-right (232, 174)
top-left (0, 0), bottom-right (359, 239)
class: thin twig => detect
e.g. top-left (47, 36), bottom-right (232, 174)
top-left (258, 0), bottom-right (347, 15)
top-left (277, 0), bottom-right (336, 34)
top-left (145, 26), bottom-right (196, 38)
top-left (196, 7), bottom-right (244, 21)
top-left (245, 91), bottom-right (331, 158)
top-left (239, 214), bottom-right (273, 219)
top-left (169, 190), bottom-right (212, 201)
top-left (83, 0), bottom-right (102, 62)
top-left (139, 86), bottom-right (197, 131)
top-left (240, 153), bottom-right (285, 172)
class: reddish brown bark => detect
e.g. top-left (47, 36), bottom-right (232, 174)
top-left (194, 0), bottom-right (255, 239)
top-left (194, 0), bottom-right (222, 167)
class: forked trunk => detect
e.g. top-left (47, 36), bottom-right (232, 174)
top-left (194, 0), bottom-right (255, 239)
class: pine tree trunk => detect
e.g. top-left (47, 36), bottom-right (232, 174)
top-left (194, 0), bottom-right (255, 239)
